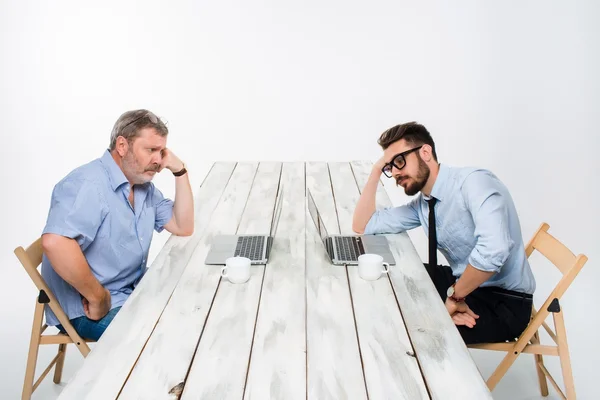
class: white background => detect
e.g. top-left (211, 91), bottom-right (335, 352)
top-left (1, 1), bottom-right (598, 399)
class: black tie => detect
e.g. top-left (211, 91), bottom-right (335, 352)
top-left (427, 197), bottom-right (438, 267)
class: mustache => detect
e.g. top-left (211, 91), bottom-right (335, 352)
top-left (395, 176), bottom-right (407, 185)
top-left (144, 163), bottom-right (160, 172)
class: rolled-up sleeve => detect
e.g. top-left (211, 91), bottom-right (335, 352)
top-left (462, 171), bottom-right (514, 273)
top-left (364, 197), bottom-right (421, 235)
top-left (42, 179), bottom-right (108, 250)
top-left (148, 185), bottom-right (174, 232)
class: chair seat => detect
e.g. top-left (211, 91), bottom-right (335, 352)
top-left (468, 342), bottom-right (559, 356)
top-left (40, 333), bottom-right (96, 345)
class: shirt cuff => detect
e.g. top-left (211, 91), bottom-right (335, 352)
top-left (42, 225), bottom-right (84, 245)
top-left (363, 213), bottom-right (379, 235)
top-left (155, 207), bottom-right (174, 233)
top-left (468, 249), bottom-right (507, 273)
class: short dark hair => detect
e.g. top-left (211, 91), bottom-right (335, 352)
top-left (377, 121), bottom-right (437, 160)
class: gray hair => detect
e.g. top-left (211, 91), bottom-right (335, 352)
top-left (109, 109), bottom-right (169, 150)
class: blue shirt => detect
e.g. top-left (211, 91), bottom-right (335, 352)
top-left (41, 150), bottom-right (174, 325)
top-left (365, 164), bottom-right (535, 294)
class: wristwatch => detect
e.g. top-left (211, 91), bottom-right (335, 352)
top-left (447, 283), bottom-right (465, 303)
top-left (173, 162), bottom-right (187, 177)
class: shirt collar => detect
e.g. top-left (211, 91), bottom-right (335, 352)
top-left (100, 149), bottom-right (129, 191)
top-left (426, 163), bottom-right (449, 202)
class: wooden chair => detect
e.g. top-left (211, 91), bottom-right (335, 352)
top-left (15, 237), bottom-right (95, 400)
top-left (468, 222), bottom-right (588, 399)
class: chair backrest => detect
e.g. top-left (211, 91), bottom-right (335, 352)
top-left (15, 237), bottom-right (61, 300)
top-left (14, 238), bottom-right (53, 296)
top-left (14, 237), bottom-right (88, 346)
top-left (525, 223), bottom-right (588, 306)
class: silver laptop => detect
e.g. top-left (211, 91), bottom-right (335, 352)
top-left (205, 186), bottom-right (284, 265)
top-left (307, 189), bottom-right (395, 266)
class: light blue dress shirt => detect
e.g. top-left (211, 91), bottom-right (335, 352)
top-left (365, 164), bottom-right (535, 294)
top-left (41, 150), bottom-right (174, 325)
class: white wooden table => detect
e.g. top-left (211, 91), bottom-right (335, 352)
top-left (56, 161), bottom-right (491, 400)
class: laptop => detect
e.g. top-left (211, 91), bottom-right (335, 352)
top-left (205, 186), bottom-right (284, 265)
top-left (306, 188), bottom-right (395, 266)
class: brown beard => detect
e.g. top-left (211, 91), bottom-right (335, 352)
top-left (397, 155), bottom-right (430, 196)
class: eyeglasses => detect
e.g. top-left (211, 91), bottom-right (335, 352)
top-left (120, 112), bottom-right (163, 132)
top-left (381, 146), bottom-right (423, 178)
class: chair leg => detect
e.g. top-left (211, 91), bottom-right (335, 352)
top-left (486, 349), bottom-right (519, 391)
top-left (532, 330), bottom-right (549, 396)
top-left (554, 311), bottom-right (576, 399)
top-left (53, 343), bottom-right (67, 383)
top-left (22, 302), bottom-right (44, 400)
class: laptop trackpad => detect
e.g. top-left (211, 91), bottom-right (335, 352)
top-left (205, 235), bottom-right (238, 265)
top-left (362, 236), bottom-right (396, 265)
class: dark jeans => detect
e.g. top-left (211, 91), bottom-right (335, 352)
top-left (424, 263), bottom-right (532, 344)
top-left (57, 306), bottom-right (122, 341)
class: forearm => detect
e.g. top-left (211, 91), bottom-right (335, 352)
top-left (352, 167), bottom-right (382, 233)
top-left (172, 173), bottom-right (194, 235)
top-left (41, 234), bottom-right (105, 301)
top-left (453, 264), bottom-right (495, 298)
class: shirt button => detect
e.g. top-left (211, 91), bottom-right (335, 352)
top-left (140, 238), bottom-right (143, 241)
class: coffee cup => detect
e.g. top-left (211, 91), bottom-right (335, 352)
top-left (357, 253), bottom-right (389, 281)
top-left (221, 256), bottom-right (251, 284)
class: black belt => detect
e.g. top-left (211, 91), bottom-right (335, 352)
top-left (486, 286), bottom-right (533, 300)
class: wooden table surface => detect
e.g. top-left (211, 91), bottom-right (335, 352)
top-left (57, 161), bottom-right (491, 400)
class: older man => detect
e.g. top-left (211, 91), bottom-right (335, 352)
top-left (353, 121), bottom-right (535, 344)
top-left (41, 109), bottom-right (194, 340)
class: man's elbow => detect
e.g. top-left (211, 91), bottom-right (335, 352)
top-left (178, 226), bottom-right (194, 237)
top-left (352, 222), bottom-right (365, 235)
top-left (41, 233), bottom-right (62, 254)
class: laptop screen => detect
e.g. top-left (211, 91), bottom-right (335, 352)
top-left (306, 189), bottom-right (329, 246)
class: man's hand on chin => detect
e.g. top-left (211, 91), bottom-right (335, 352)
top-left (159, 148), bottom-right (185, 173)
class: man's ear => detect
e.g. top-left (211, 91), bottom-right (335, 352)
top-left (420, 144), bottom-right (433, 162)
top-left (115, 136), bottom-right (129, 157)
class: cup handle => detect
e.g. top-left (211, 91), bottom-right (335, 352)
top-left (382, 262), bottom-right (390, 274)
top-left (220, 266), bottom-right (227, 278)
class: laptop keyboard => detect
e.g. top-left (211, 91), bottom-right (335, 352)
top-left (335, 236), bottom-right (362, 262)
top-left (234, 236), bottom-right (264, 260)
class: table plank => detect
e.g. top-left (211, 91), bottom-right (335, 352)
top-left (180, 162), bottom-right (282, 399)
top-left (349, 160), bottom-right (390, 211)
top-left (117, 162), bottom-right (259, 400)
top-left (57, 162), bottom-right (237, 400)
top-left (244, 162), bottom-right (306, 400)
top-left (305, 162), bottom-right (368, 400)
top-left (329, 162), bottom-right (429, 400)
top-left (350, 161), bottom-right (492, 400)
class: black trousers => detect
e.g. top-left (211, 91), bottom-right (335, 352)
top-left (424, 263), bottom-right (532, 345)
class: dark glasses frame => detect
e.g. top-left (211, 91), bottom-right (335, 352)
top-left (381, 145), bottom-right (423, 178)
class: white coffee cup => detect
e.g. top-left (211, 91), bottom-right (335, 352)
top-left (357, 253), bottom-right (390, 281)
top-left (221, 256), bottom-right (251, 284)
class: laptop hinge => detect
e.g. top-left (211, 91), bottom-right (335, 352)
top-left (328, 237), bottom-right (337, 261)
top-left (263, 236), bottom-right (271, 260)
